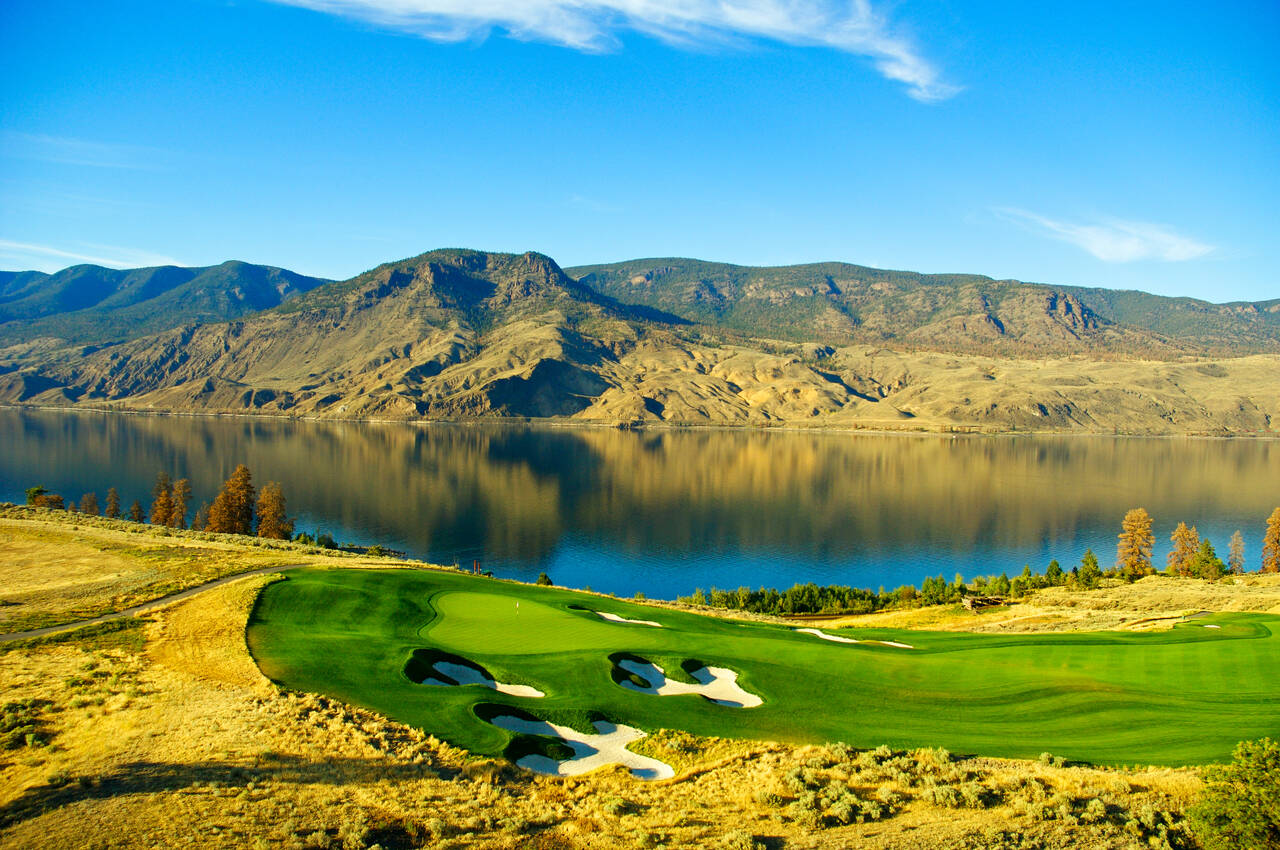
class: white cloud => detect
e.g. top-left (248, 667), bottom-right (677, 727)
top-left (0, 240), bottom-right (183, 271)
top-left (0, 132), bottom-right (172, 171)
top-left (995, 208), bottom-right (1213, 263)
top-left (270, 0), bottom-right (958, 101)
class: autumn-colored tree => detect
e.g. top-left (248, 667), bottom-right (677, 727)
top-left (104, 487), bottom-right (121, 519)
top-left (26, 486), bottom-right (65, 509)
top-left (255, 482), bottom-right (293, 540)
top-left (78, 492), bottom-right (100, 516)
top-left (191, 502), bottom-right (210, 532)
top-left (1167, 521), bottom-right (1200, 576)
top-left (149, 472), bottom-right (173, 526)
top-left (168, 478), bottom-right (192, 529)
top-left (207, 464), bottom-right (255, 535)
top-left (1117, 508), bottom-right (1155, 580)
top-left (1192, 539), bottom-right (1225, 581)
top-left (1263, 508), bottom-right (1280, 574)
top-left (128, 500), bottom-right (145, 523)
top-left (1228, 530), bottom-right (1245, 575)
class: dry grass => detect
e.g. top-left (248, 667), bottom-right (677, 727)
top-left (0, 522), bottom-right (1221, 849)
top-left (817, 573), bottom-right (1280, 633)
top-left (0, 505), bottom-right (440, 634)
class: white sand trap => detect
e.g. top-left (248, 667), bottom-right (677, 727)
top-left (489, 715), bottom-right (674, 780)
top-left (796, 627), bottom-right (859, 643)
top-left (422, 661), bottom-right (545, 698)
top-left (616, 659), bottom-right (762, 708)
top-left (795, 628), bottom-right (914, 649)
top-left (1204, 624), bottom-right (1222, 629)
top-left (594, 611), bottom-right (663, 628)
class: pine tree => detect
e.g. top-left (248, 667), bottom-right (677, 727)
top-left (1228, 530), bottom-right (1245, 575)
top-left (1192, 539), bottom-right (1225, 580)
top-left (149, 472), bottom-right (173, 526)
top-left (207, 464), bottom-right (255, 535)
top-left (255, 482), bottom-right (293, 540)
top-left (128, 500), bottom-right (145, 522)
top-left (168, 478), bottom-right (192, 529)
top-left (1167, 521), bottom-right (1199, 576)
top-left (1117, 508), bottom-right (1155, 580)
top-left (78, 492), bottom-right (100, 516)
top-left (1263, 508), bottom-right (1280, 574)
top-left (1079, 549), bottom-right (1103, 589)
top-left (105, 487), bottom-right (121, 519)
top-left (191, 502), bottom-right (210, 532)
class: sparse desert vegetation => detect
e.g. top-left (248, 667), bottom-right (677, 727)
top-left (1, 509), bottom-right (1277, 849)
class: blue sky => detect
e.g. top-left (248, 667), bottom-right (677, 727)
top-left (1, 0), bottom-right (1276, 301)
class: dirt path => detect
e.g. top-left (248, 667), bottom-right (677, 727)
top-left (0, 562), bottom-right (311, 643)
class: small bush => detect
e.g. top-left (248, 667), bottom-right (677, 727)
top-left (1188, 737), bottom-right (1280, 850)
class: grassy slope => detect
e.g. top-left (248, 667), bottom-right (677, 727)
top-left (247, 568), bottom-right (1280, 767)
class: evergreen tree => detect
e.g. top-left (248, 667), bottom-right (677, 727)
top-left (1228, 530), bottom-right (1245, 575)
top-left (104, 487), bottom-right (121, 519)
top-left (25, 486), bottom-right (46, 506)
top-left (1191, 539), bottom-right (1225, 581)
top-left (191, 502), bottom-right (210, 532)
top-left (1167, 521), bottom-right (1200, 576)
top-left (536, 572), bottom-right (553, 586)
top-left (1263, 508), bottom-right (1280, 574)
top-left (255, 481), bottom-right (293, 540)
top-left (128, 500), bottom-right (145, 522)
top-left (168, 478), bottom-right (192, 529)
top-left (1117, 508), bottom-right (1155, 580)
top-left (1186, 737), bottom-right (1280, 850)
top-left (1046, 559), bottom-right (1064, 584)
top-left (149, 472), bottom-right (173, 526)
top-left (78, 492), bottom-right (100, 516)
top-left (1079, 549), bottom-right (1102, 589)
top-left (207, 464), bottom-right (255, 535)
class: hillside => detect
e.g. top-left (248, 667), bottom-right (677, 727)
top-left (0, 249), bottom-right (1278, 434)
top-left (568, 258), bottom-right (1280, 357)
top-left (0, 261), bottom-right (329, 347)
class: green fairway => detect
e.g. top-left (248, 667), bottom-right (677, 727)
top-left (246, 567), bottom-right (1280, 767)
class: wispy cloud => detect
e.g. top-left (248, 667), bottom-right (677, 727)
top-left (0, 239), bottom-right (183, 271)
top-left (994, 208), bottom-right (1213, 263)
top-left (270, 0), bottom-right (958, 101)
top-left (0, 132), bottom-right (173, 171)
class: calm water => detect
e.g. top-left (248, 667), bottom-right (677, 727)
top-left (2, 409), bottom-right (1277, 598)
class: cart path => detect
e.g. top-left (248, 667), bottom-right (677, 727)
top-left (0, 562), bottom-right (312, 644)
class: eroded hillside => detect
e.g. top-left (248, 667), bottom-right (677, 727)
top-left (1, 250), bottom-right (1277, 435)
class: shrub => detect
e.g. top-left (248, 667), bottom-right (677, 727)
top-left (1187, 737), bottom-right (1280, 850)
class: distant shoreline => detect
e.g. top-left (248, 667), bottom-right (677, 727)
top-left (3, 401), bottom-right (1277, 441)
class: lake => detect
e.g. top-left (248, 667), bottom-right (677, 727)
top-left (1, 408), bottom-right (1277, 598)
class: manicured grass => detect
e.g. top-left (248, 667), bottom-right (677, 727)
top-left (247, 568), bottom-right (1280, 766)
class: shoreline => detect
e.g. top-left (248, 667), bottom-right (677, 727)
top-left (3, 401), bottom-right (1277, 441)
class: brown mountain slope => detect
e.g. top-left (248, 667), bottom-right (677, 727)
top-left (1, 249), bottom-right (1277, 435)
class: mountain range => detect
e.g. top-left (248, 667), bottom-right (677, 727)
top-left (0, 249), bottom-right (1276, 434)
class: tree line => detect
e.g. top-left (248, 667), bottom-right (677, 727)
top-left (1116, 506), bottom-right (1280, 579)
top-left (679, 506), bottom-right (1280, 617)
top-left (24, 464), bottom-right (297, 541)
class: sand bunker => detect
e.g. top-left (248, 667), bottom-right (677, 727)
top-left (594, 611), bottom-right (663, 628)
top-left (418, 659), bottom-right (544, 698)
top-left (796, 627), bottom-right (858, 643)
top-left (488, 715), bottom-right (673, 780)
top-left (795, 628), bottom-right (915, 649)
top-left (616, 658), bottom-right (762, 708)
top-left (1204, 624), bottom-right (1222, 629)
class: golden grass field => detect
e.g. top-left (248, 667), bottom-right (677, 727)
top-left (1, 509), bottom-right (1260, 849)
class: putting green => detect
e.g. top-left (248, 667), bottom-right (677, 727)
top-left (246, 568), bottom-right (1280, 766)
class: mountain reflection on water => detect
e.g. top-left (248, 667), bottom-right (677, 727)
top-left (2, 409), bottom-right (1277, 598)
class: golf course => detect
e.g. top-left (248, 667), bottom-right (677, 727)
top-left (247, 567), bottom-right (1280, 771)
